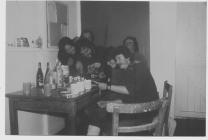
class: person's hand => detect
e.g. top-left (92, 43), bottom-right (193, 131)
top-left (94, 62), bottom-right (101, 68)
top-left (97, 100), bottom-right (123, 109)
top-left (98, 72), bottom-right (106, 79)
top-left (97, 101), bottom-right (108, 108)
top-left (97, 82), bottom-right (107, 90)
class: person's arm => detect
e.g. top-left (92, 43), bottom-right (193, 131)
top-left (97, 82), bottom-right (129, 95)
top-left (75, 60), bottom-right (84, 75)
top-left (110, 85), bottom-right (129, 95)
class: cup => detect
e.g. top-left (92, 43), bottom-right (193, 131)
top-left (71, 83), bottom-right (78, 94)
top-left (44, 84), bottom-right (52, 96)
top-left (23, 82), bottom-right (31, 96)
top-left (84, 80), bottom-right (91, 90)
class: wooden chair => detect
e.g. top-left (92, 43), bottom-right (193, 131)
top-left (105, 98), bottom-right (169, 136)
top-left (162, 81), bottom-right (173, 136)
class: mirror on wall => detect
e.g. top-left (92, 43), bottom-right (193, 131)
top-left (46, 1), bottom-right (68, 48)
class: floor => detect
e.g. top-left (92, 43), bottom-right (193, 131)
top-left (174, 118), bottom-right (206, 136)
top-left (57, 117), bottom-right (206, 136)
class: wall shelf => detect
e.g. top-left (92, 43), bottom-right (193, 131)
top-left (7, 47), bottom-right (58, 52)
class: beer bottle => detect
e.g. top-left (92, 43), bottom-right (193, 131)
top-left (36, 62), bottom-right (44, 88)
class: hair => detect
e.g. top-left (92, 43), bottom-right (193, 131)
top-left (105, 47), bottom-right (117, 62)
top-left (57, 37), bottom-right (75, 65)
top-left (72, 36), bottom-right (80, 43)
top-left (76, 38), bottom-right (95, 55)
top-left (122, 36), bottom-right (139, 52)
top-left (114, 46), bottom-right (135, 62)
top-left (115, 46), bottom-right (131, 58)
top-left (58, 37), bottom-right (75, 53)
top-left (80, 30), bottom-right (94, 42)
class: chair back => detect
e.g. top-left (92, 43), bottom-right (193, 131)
top-left (162, 81), bottom-right (173, 136)
top-left (106, 98), bottom-right (168, 136)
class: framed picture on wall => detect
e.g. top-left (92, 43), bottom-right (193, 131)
top-left (46, 1), bottom-right (69, 48)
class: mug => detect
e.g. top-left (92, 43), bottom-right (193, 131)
top-left (23, 82), bottom-right (31, 96)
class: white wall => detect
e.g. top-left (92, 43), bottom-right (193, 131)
top-left (68, 0), bottom-right (81, 38)
top-left (150, 2), bottom-right (177, 118)
top-left (175, 2), bottom-right (206, 118)
top-left (6, 1), bottom-right (81, 135)
top-left (150, 2), bottom-right (206, 119)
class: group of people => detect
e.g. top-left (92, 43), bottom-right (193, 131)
top-left (57, 30), bottom-right (98, 78)
top-left (57, 30), bottom-right (159, 136)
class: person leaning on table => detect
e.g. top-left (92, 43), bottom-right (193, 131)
top-left (86, 46), bottom-right (159, 136)
top-left (57, 37), bottom-right (78, 76)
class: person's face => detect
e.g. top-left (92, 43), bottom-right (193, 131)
top-left (81, 47), bottom-right (92, 58)
top-left (65, 44), bottom-right (76, 55)
top-left (124, 39), bottom-right (135, 53)
top-left (107, 59), bottom-right (117, 69)
top-left (83, 32), bottom-right (92, 42)
top-left (115, 54), bottom-right (129, 69)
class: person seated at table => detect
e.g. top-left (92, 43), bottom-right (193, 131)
top-left (122, 36), bottom-right (147, 65)
top-left (75, 38), bottom-right (103, 79)
top-left (102, 46), bottom-right (125, 86)
top-left (57, 37), bottom-right (78, 76)
top-left (72, 36), bottom-right (80, 44)
top-left (102, 47), bottom-right (117, 80)
top-left (86, 46), bottom-right (159, 136)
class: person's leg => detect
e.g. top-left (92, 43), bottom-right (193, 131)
top-left (87, 125), bottom-right (101, 136)
top-left (85, 103), bottom-right (108, 136)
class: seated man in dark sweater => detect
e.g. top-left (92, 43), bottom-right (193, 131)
top-left (86, 46), bottom-right (159, 135)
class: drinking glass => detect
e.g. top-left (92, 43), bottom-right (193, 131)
top-left (23, 82), bottom-right (31, 96)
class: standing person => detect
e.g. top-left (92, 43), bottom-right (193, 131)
top-left (123, 36), bottom-right (147, 64)
top-left (57, 37), bottom-right (77, 76)
top-left (86, 47), bottom-right (159, 136)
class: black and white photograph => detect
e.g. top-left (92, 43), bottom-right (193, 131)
top-left (2, 0), bottom-right (206, 137)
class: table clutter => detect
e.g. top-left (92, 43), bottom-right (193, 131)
top-left (23, 60), bottom-right (96, 99)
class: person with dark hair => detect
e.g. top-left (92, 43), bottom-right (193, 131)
top-left (103, 47), bottom-right (124, 85)
top-left (101, 47), bottom-right (116, 80)
top-left (86, 46), bottom-right (159, 135)
top-left (123, 36), bottom-right (139, 53)
top-left (123, 36), bottom-right (147, 64)
top-left (80, 29), bottom-right (106, 66)
top-left (72, 36), bottom-right (80, 44)
top-left (75, 38), bottom-right (102, 78)
top-left (57, 37), bottom-right (77, 76)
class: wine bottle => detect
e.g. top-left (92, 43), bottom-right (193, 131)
top-left (51, 59), bottom-right (59, 89)
top-left (36, 62), bottom-right (44, 89)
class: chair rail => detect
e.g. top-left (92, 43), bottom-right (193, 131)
top-left (106, 99), bottom-right (162, 114)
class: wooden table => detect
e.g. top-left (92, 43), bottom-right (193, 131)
top-left (6, 87), bottom-right (100, 135)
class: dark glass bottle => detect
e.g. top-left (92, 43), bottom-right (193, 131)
top-left (36, 62), bottom-right (44, 88)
